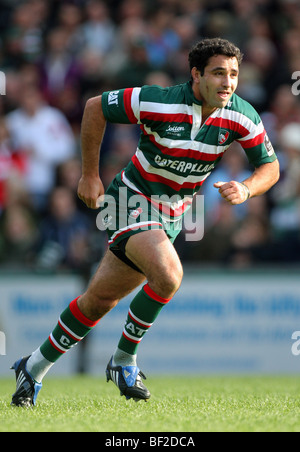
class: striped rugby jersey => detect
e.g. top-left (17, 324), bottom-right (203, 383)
top-left (101, 81), bottom-right (277, 217)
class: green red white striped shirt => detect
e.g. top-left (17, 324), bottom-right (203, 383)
top-left (101, 81), bottom-right (277, 216)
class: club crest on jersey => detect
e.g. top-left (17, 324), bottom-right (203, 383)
top-left (218, 129), bottom-right (230, 145)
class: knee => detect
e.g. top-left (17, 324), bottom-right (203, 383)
top-left (78, 291), bottom-right (118, 321)
top-left (148, 261), bottom-right (183, 300)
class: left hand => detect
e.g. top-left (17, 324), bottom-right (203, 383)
top-left (214, 181), bottom-right (250, 205)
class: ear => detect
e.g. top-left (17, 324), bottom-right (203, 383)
top-left (191, 67), bottom-right (201, 84)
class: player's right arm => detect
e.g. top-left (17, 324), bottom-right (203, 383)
top-left (78, 87), bottom-right (141, 209)
top-left (78, 95), bottom-right (106, 209)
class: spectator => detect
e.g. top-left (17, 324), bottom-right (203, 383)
top-left (38, 26), bottom-right (83, 107)
top-left (144, 70), bottom-right (174, 87)
top-left (55, 3), bottom-right (83, 55)
top-left (261, 85), bottom-right (300, 148)
top-left (102, 16), bottom-right (149, 84)
top-left (179, 200), bottom-right (239, 263)
top-left (244, 36), bottom-right (278, 106)
top-left (3, 0), bottom-right (47, 67)
top-left (100, 123), bottom-right (139, 188)
top-left (270, 123), bottom-right (300, 245)
top-left (6, 85), bottom-right (76, 212)
top-left (235, 61), bottom-right (266, 111)
top-left (55, 157), bottom-right (92, 216)
top-left (113, 34), bottom-right (154, 87)
top-left (229, 195), bottom-right (273, 267)
top-left (36, 186), bottom-right (92, 271)
top-left (0, 117), bottom-right (27, 213)
top-left (75, 0), bottom-right (115, 56)
top-left (146, 8), bottom-right (181, 69)
top-left (0, 203), bottom-right (38, 268)
top-left (118, 0), bottom-right (147, 22)
top-left (56, 157), bottom-right (82, 195)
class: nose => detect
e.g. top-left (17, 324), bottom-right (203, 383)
top-left (222, 74), bottom-right (231, 88)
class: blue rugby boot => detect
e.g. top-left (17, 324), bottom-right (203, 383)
top-left (11, 356), bottom-right (42, 407)
top-left (106, 356), bottom-right (150, 402)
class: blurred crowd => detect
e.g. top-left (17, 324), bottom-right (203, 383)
top-left (0, 0), bottom-right (300, 272)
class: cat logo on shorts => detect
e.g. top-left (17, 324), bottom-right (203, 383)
top-left (128, 207), bottom-right (143, 219)
top-left (102, 214), bottom-right (113, 228)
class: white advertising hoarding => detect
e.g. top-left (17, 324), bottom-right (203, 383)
top-left (0, 269), bottom-right (300, 376)
top-left (0, 274), bottom-right (83, 376)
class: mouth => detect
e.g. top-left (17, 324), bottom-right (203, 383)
top-left (217, 91), bottom-right (231, 100)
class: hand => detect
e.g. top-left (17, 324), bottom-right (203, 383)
top-left (77, 175), bottom-right (105, 209)
top-left (214, 180), bottom-right (250, 205)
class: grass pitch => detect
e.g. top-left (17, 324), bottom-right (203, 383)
top-left (1, 375), bottom-right (300, 432)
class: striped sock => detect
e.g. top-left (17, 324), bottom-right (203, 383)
top-left (39, 297), bottom-right (99, 363)
top-left (116, 283), bottom-right (171, 357)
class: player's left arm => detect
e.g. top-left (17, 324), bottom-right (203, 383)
top-left (214, 159), bottom-right (280, 205)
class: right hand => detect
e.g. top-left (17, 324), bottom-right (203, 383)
top-left (77, 175), bottom-right (105, 209)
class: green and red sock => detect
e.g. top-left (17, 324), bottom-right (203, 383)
top-left (40, 297), bottom-right (99, 362)
top-left (117, 283), bottom-right (172, 356)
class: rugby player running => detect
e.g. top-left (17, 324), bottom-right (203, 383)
top-left (11, 38), bottom-right (279, 406)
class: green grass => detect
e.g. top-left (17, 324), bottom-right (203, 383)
top-left (1, 375), bottom-right (300, 432)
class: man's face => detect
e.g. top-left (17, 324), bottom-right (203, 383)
top-left (195, 54), bottom-right (239, 109)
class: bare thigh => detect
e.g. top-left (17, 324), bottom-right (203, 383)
top-left (78, 229), bottom-right (183, 321)
top-left (125, 229), bottom-right (183, 299)
top-left (78, 249), bottom-right (146, 320)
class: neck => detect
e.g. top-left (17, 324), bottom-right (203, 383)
top-left (202, 105), bottom-right (218, 123)
top-left (191, 81), bottom-right (202, 102)
top-left (191, 82), bottom-right (217, 120)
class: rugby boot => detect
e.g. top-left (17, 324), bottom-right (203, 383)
top-left (106, 356), bottom-right (150, 402)
top-left (11, 356), bottom-right (42, 407)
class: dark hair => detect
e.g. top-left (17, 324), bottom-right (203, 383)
top-left (188, 38), bottom-right (243, 76)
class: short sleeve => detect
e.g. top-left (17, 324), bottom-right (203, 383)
top-left (236, 120), bottom-right (277, 167)
top-left (101, 88), bottom-right (141, 124)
